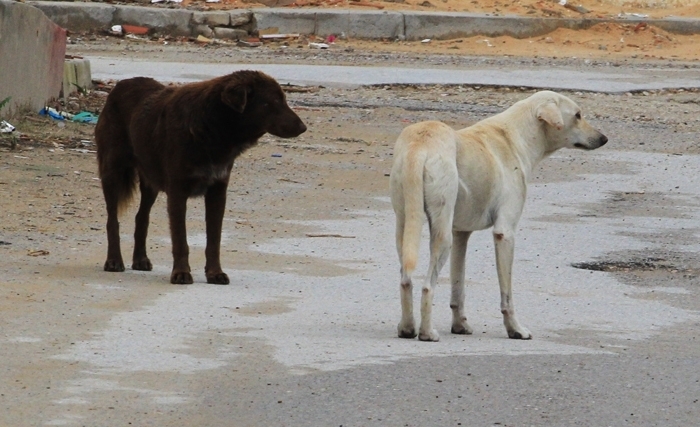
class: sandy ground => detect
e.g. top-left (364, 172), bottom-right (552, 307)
top-left (221, 0), bottom-right (700, 61)
top-left (192, 0), bottom-right (700, 19)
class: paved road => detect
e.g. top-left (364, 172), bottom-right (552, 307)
top-left (41, 147), bottom-right (700, 426)
top-left (89, 56), bottom-right (700, 92)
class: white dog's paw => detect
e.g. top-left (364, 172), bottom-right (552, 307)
top-left (418, 328), bottom-right (440, 342)
top-left (451, 319), bottom-right (473, 335)
top-left (506, 325), bottom-right (532, 340)
top-left (398, 322), bottom-right (417, 339)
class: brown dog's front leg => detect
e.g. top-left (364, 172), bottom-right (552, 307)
top-left (204, 181), bottom-right (229, 285)
top-left (167, 190), bottom-right (192, 284)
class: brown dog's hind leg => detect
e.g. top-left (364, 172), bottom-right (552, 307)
top-left (204, 181), bottom-right (230, 285)
top-left (104, 196), bottom-right (124, 272)
top-left (102, 183), bottom-right (125, 272)
top-left (132, 180), bottom-right (158, 271)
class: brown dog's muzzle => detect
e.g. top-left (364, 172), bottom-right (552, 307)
top-left (271, 114), bottom-right (307, 138)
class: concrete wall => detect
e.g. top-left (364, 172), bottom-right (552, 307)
top-left (0, 0), bottom-right (66, 118)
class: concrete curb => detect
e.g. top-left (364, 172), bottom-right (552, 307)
top-left (28, 1), bottom-right (700, 41)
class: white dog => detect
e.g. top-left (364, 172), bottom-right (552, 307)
top-left (390, 90), bottom-right (608, 341)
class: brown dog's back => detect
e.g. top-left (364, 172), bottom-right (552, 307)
top-left (95, 78), bottom-right (165, 211)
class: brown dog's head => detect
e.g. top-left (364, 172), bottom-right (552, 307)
top-left (220, 71), bottom-right (307, 138)
top-left (533, 91), bottom-right (608, 153)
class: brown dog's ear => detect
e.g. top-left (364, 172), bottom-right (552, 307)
top-left (221, 83), bottom-right (247, 113)
top-left (536, 101), bottom-right (564, 130)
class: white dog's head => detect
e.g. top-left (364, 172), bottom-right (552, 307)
top-left (531, 91), bottom-right (608, 153)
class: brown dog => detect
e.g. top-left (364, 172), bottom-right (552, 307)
top-left (95, 71), bottom-right (307, 284)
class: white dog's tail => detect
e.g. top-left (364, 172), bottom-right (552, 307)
top-left (397, 149), bottom-right (427, 276)
top-left (392, 121), bottom-right (457, 278)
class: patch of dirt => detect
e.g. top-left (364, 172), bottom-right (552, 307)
top-left (349, 22), bottom-right (700, 61)
top-left (185, 0), bottom-right (700, 20)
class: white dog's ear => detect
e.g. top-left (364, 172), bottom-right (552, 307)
top-left (536, 101), bottom-right (564, 130)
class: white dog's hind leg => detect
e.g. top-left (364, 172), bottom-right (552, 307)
top-left (450, 230), bottom-right (473, 335)
top-left (419, 226), bottom-right (451, 342)
top-left (398, 268), bottom-right (417, 338)
top-left (493, 230), bottom-right (532, 340)
top-left (419, 199), bottom-right (456, 341)
top-left (395, 210), bottom-right (418, 339)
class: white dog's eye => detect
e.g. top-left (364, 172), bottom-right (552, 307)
top-left (575, 112), bottom-right (582, 119)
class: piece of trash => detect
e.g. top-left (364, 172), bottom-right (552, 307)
top-left (278, 177), bottom-right (304, 184)
top-left (70, 148), bottom-right (97, 154)
top-left (39, 107), bottom-right (64, 121)
top-left (151, 0), bottom-right (182, 3)
top-left (271, 154), bottom-right (283, 158)
top-left (122, 24), bottom-right (150, 35)
top-left (0, 241), bottom-right (11, 246)
top-left (478, 39), bottom-right (494, 47)
top-left (206, 0), bottom-right (220, 2)
top-left (421, 39), bottom-right (431, 43)
top-left (558, 0), bottom-right (566, 4)
top-left (0, 120), bottom-right (15, 133)
top-left (309, 42), bottom-right (329, 49)
top-left (72, 112), bottom-right (99, 124)
top-left (109, 25), bottom-right (123, 36)
top-left (260, 33), bottom-right (300, 40)
top-left (238, 39), bottom-right (262, 48)
top-left (196, 35), bottom-right (212, 44)
top-left (563, 3), bottom-right (589, 13)
top-left (27, 249), bottom-right (50, 257)
top-left (326, 34), bottom-right (337, 43)
top-left (618, 12), bottom-right (649, 19)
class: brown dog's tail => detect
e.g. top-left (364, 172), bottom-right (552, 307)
top-left (95, 85), bottom-right (139, 215)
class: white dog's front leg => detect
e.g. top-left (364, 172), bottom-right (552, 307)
top-left (493, 231), bottom-right (532, 340)
top-left (450, 230), bottom-right (473, 335)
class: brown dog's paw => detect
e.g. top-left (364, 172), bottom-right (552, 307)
top-left (206, 272), bottom-right (230, 285)
top-left (104, 259), bottom-right (125, 272)
top-left (132, 258), bottom-right (153, 271)
top-left (170, 271), bottom-right (194, 285)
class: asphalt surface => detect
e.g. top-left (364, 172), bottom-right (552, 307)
top-left (40, 149), bottom-right (700, 426)
top-left (88, 56), bottom-right (700, 92)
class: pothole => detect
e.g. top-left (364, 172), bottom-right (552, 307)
top-left (571, 257), bottom-right (685, 273)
